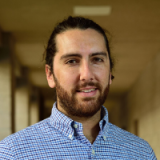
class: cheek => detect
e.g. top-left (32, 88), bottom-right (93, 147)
top-left (94, 66), bottom-right (108, 76)
top-left (96, 69), bottom-right (110, 85)
top-left (55, 69), bottom-right (78, 88)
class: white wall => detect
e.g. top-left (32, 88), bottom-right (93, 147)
top-left (125, 52), bottom-right (160, 159)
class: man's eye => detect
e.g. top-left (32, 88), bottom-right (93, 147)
top-left (66, 59), bottom-right (77, 64)
top-left (93, 57), bottom-right (103, 62)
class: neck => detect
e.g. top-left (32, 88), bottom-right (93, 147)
top-left (71, 110), bottom-right (101, 144)
top-left (80, 110), bottom-right (101, 144)
top-left (57, 102), bottom-right (101, 143)
top-left (57, 102), bottom-right (101, 144)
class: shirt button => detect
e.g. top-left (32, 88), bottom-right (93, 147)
top-left (74, 124), bottom-right (78, 128)
top-left (92, 149), bottom-right (95, 155)
top-left (103, 136), bottom-right (106, 140)
top-left (68, 134), bottom-right (72, 139)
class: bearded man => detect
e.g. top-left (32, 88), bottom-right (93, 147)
top-left (0, 16), bottom-right (156, 159)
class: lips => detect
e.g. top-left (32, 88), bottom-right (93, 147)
top-left (77, 88), bottom-right (97, 93)
top-left (76, 87), bottom-right (98, 98)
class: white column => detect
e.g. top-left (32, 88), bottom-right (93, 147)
top-left (15, 86), bottom-right (29, 132)
top-left (0, 61), bottom-right (12, 140)
top-left (30, 101), bottom-right (39, 125)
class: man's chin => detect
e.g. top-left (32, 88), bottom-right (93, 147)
top-left (80, 97), bottom-right (96, 101)
top-left (72, 100), bottom-right (101, 117)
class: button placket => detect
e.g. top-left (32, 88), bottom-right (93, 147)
top-left (68, 134), bottom-right (72, 139)
top-left (73, 124), bottom-right (78, 129)
top-left (92, 149), bottom-right (95, 155)
top-left (103, 135), bottom-right (106, 140)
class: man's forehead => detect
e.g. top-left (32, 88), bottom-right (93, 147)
top-left (55, 28), bottom-right (106, 53)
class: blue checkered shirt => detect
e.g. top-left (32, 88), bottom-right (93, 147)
top-left (0, 103), bottom-right (157, 159)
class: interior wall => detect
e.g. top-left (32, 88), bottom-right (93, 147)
top-left (107, 102), bottom-right (127, 130)
top-left (125, 51), bottom-right (160, 159)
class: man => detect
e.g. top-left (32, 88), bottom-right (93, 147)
top-left (0, 16), bottom-right (157, 159)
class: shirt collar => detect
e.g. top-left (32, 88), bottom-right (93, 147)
top-left (50, 103), bottom-right (74, 139)
top-left (99, 106), bottom-right (109, 138)
top-left (50, 102), bottom-right (109, 139)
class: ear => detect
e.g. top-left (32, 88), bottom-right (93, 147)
top-left (45, 65), bottom-right (55, 88)
top-left (109, 72), bottom-right (112, 85)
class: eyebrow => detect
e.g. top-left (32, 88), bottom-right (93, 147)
top-left (90, 52), bottom-right (107, 57)
top-left (60, 54), bottom-right (82, 60)
top-left (60, 52), bottom-right (107, 60)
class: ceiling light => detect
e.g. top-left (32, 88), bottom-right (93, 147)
top-left (73, 6), bottom-right (112, 16)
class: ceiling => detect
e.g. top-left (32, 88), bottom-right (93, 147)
top-left (0, 0), bottom-right (160, 110)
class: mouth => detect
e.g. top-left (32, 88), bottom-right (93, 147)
top-left (77, 88), bottom-right (97, 93)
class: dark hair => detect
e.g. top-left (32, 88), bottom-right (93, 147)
top-left (45, 16), bottom-right (114, 79)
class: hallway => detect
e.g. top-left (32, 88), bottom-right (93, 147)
top-left (0, 0), bottom-right (160, 158)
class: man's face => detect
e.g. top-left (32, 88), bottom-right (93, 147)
top-left (46, 28), bottom-right (112, 118)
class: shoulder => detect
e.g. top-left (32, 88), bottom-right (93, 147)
top-left (0, 117), bottom-right (56, 158)
top-left (107, 122), bottom-right (156, 159)
top-left (1, 118), bottom-right (50, 142)
top-left (108, 122), bottom-right (147, 145)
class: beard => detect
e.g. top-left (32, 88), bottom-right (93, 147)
top-left (53, 75), bottom-right (110, 118)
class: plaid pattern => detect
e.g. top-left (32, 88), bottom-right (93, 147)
top-left (0, 103), bottom-right (157, 159)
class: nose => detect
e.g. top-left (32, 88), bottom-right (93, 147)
top-left (80, 61), bottom-right (94, 81)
